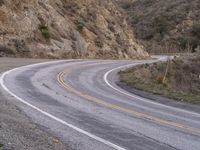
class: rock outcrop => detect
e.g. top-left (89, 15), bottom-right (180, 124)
top-left (0, 0), bottom-right (148, 59)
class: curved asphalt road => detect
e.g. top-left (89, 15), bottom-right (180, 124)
top-left (0, 56), bottom-right (200, 150)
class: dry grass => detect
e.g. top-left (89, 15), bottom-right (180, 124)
top-left (119, 54), bottom-right (200, 104)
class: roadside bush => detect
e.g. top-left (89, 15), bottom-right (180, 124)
top-left (178, 37), bottom-right (188, 49)
top-left (156, 63), bottom-right (166, 71)
top-left (95, 38), bottom-right (104, 48)
top-left (153, 16), bottom-right (169, 38)
top-left (178, 37), bottom-right (199, 52)
top-left (142, 30), bottom-right (155, 40)
top-left (144, 64), bottom-right (149, 68)
top-left (192, 23), bottom-right (200, 39)
top-left (140, 16), bottom-right (169, 40)
top-left (11, 39), bottom-right (29, 53)
top-left (0, 143), bottom-right (4, 148)
top-left (155, 74), bottom-right (164, 84)
top-left (39, 25), bottom-right (51, 40)
top-left (131, 15), bottom-right (140, 24)
top-left (76, 19), bottom-right (85, 31)
top-left (190, 38), bottom-right (199, 52)
top-left (0, 45), bottom-right (16, 55)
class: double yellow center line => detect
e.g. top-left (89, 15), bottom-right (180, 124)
top-left (57, 65), bottom-right (200, 135)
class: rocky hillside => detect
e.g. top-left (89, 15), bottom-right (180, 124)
top-left (118, 0), bottom-right (200, 54)
top-left (0, 0), bottom-right (148, 59)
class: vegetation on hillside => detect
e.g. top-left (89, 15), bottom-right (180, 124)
top-left (39, 25), bottom-right (51, 41)
top-left (118, 0), bottom-right (200, 54)
top-left (0, 0), bottom-right (147, 59)
top-left (119, 54), bottom-right (200, 104)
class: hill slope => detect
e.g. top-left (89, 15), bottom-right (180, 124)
top-left (118, 0), bottom-right (200, 54)
top-left (0, 0), bottom-right (148, 59)
top-left (119, 54), bottom-right (200, 104)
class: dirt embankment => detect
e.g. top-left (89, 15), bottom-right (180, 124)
top-left (0, 0), bottom-right (148, 59)
top-left (119, 54), bottom-right (200, 104)
top-left (0, 57), bottom-right (71, 150)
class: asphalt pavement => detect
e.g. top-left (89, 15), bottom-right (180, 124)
top-left (0, 56), bottom-right (200, 150)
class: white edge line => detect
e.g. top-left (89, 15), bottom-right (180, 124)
top-left (104, 57), bottom-right (200, 117)
top-left (0, 60), bottom-right (126, 150)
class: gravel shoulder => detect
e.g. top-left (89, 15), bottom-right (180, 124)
top-left (0, 57), bottom-right (70, 150)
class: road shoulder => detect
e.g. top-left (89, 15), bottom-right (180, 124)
top-left (117, 81), bottom-right (200, 114)
top-left (0, 57), bottom-right (70, 150)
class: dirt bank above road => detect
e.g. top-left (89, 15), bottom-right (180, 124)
top-left (0, 57), bottom-right (71, 150)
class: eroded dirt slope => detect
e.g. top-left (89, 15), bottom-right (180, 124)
top-left (0, 0), bottom-right (148, 59)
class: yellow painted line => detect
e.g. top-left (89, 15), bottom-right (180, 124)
top-left (57, 66), bottom-right (200, 135)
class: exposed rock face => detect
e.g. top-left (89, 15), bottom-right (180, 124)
top-left (0, 0), bottom-right (148, 59)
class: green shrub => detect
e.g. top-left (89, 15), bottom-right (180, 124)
top-left (142, 30), bottom-right (154, 40)
top-left (190, 37), bottom-right (199, 52)
top-left (13, 39), bottom-right (30, 54)
top-left (131, 15), bottom-right (140, 24)
top-left (178, 37), bottom-right (188, 49)
top-left (153, 17), bottom-right (169, 37)
top-left (121, 2), bottom-right (131, 9)
top-left (178, 37), bottom-right (199, 51)
top-left (192, 23), bottom-right (200, 38)
top-left (0, 45), bottom-right (16, 55)
top-left (76, 19), bottom-right (85, 31)
top-left (144, 64), bottom-right (149, 68)
top-left (39, 25), bottom-right (50, 40)
top-left (0, 143), bottom-right (4, 148)
top-left (95, 39), bottom-right (103, 48)
top-left (141, 16), bottom-right (169, 40)
top-left (156, 63), bottom-right (166, 71)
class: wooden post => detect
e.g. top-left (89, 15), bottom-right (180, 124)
top-left (162, 56), bottom-right (170, 83)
